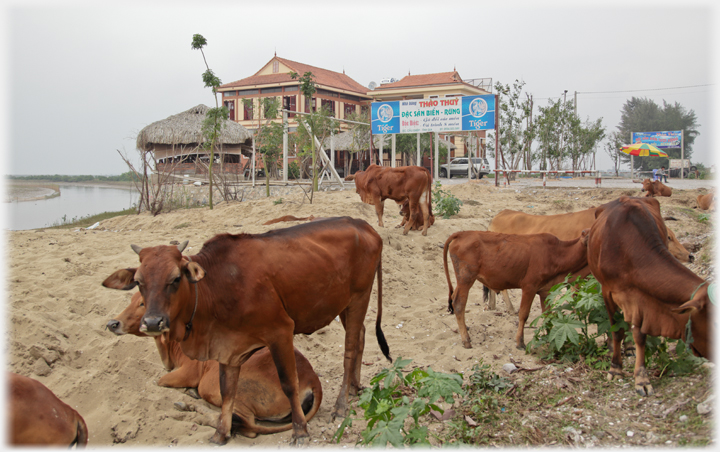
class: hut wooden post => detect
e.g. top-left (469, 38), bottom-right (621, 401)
top-left (252, 137), bottom-right (256, 187)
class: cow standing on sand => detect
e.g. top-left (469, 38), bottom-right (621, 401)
top-left (9, 372), bottom-right (89, 446)
top-left (102, 217), bottom-right (391, 445)
top-left (107, 292), bottom-right (323, 438)
top-left (485, 205), bottom-right (694, 311)
top-left (443, 230), bottom-right (589, 350)
top-left (586, 196), bottom-right (712, 396)
top-left (345, 165), bottom-right (432, 235)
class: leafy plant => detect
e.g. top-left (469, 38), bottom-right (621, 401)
top-left (432, 181), bottom-right (463, 219)
top-left (697, 213), bottom-right (710, 224)
top-left (528, 275), bottom-right (617, 367)
top-left (334, 357), bottom-right (464, 447)
top-left (273, 198), bottom-right (283, 205)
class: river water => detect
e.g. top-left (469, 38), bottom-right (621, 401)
top-left (5, 185), bottom-right (140, 231)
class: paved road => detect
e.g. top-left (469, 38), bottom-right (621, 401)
top-left (438, 176), bottom-right (715, 190)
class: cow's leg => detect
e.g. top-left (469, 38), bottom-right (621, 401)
top-left (502, 290), bottom-right (516, 315)
top-left (374, 199), bottom-right (385, 228)
top-left (210, 364), bottom-right (241, 445)
top-left (631, 326), bottom-right (653, 396)
top-left (403, 198), bottom-right (418, 235)
top-left (268, 340), bottom-right (309, 444)
top-left (157, 362), bottom-right (202, 389)
top-left (486, 286), bottom-right (496, 310)
top-left (451, 281), bottom-right (474, 349)
top-left (515, 290), bottom-right (536, 349)
top-left (338, 310), bottom-right (366, 395)
top-left (603, 292), bottom-right (625, 381)
top-left (332, 300), bottom-right (370, 420)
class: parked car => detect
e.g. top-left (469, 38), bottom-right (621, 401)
top-left (439, 157), bottom-right (491, 179)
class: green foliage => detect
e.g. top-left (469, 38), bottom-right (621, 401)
top-left (289, 71), bottom-right (317, 99)
top-left (486, 80), bottom-right (534, 171)
top-left (645, 331), bottom-right (706, 376)
top-left (287, 161), bottom-right (300, 179)
top-left (697, 213), bottom-right (710, 224)
top-left (432, 181), bottom-right (463, 219)
top-left (467, 361), bottom-right (513, 394)
top-left (333, 357), bottom-right (464, 447)
top-left (618, 97), bottom-right (699, 171)
top-left (273, 198), bottom-right (283, 205)
top-left (528, 275), bottom-right (616, 367)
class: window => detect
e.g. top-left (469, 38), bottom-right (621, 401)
top-left (283, 95), bottom-right (297, 118)
top-left (344, 103), bottom-right (355, 118)
top-left (243, 100), bottom-right (253, 120)
top-left (261, 87), bottom-right (282, 94)
top-left (224, 101), bottom-right (235, 121)
top-left (223, 91), bottom-right (236, 97)
top-left (321, 99), bottom-right (335, 116)
top-left (284, 85), bottom-right (298, 92)
top-left (238, 89), bottom-right (259, 96)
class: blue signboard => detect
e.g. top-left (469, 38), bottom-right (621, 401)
top-left (631, 131), bottom-right (682, 148)
top-left (371, 95), bottom-right (495, 134)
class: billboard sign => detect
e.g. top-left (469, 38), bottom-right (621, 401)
top-left (371, 95), bottom-right (495, 134)
top-left (631, 131), bottom-right (682, 149)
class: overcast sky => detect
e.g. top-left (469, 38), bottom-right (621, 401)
top-left (1, 1), bottom-right (716, 175)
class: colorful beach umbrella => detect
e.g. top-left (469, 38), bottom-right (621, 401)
top-left (620, 143), bottom-right (669, 157)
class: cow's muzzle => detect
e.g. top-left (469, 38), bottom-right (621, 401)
top-left (141, 315), bottom-right (169, 336)
top-left (106, 319), bottom-right (124, 335)
top-left (689, 254), bottom-right (695, 263)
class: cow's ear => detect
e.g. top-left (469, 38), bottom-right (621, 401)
top-left (184, 261), bottom-right (205, 283)
top-left (102, 268), bottom-right (138, 290)
top-left (672, 297), bottom-right (706, 315)
top-left (580, 228), bottom-right (590, 245)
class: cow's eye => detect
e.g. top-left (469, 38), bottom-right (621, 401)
top-left (172, 276), bottom-right (182, 285)
top-left (139, 302), bottom-right (144, 307)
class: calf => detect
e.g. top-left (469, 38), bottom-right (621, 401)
top-left (396, 199), bottom-right (435, 231)
top-left (107, 292), bottom-right (323, 438)
top-left (346, 165), bottom-right (432, 235)
top-left (587, 196), bottom-right (712, 396)
top-left (697, 192), bottom-right (714, 210)
top-left (443, 230), bottom-right (589, 349)
top-left (8, 372), bottom-right (88, 446)
top-left (641, 178), bottom-right (672, 197)
top-left (102, 217), bottom-right (390, 445)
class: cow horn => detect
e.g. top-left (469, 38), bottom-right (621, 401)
top-left (131, 244), bottom-right (142, 255)
top-left (177, 240), bottom-right (189, 253)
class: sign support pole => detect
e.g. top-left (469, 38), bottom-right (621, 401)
top-left (494, 95), bottom-right (499, 187)
top-left (391, 133), bottom-right (396, 168)
top-left (434, 132), bottom-right (439, 180)
top-left (417, 133), bottom-right (421, 166)
top-left (681, 130), bottom-right (685, 180)
top-left (282, 110), bottom-right (288, 183)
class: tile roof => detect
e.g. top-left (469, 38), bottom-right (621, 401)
top-left (373, 71), bottom-right (465, 90)
top-left (219, 57), bottom-right (370, 96)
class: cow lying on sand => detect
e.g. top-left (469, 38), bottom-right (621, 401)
top-left (263, 215), bottom-right (315, 225)
top-left (587, 196), bottom-right (712, 396)
top-left (103, 217), bottom-right (391, 445)
top-left (8, 372), bottom-right (89, 446)
top-left (641, 178), bottom-right (672, 197)
top-left (107, 292), bottom-right (323, 438)
top-left (697, 192), bottom-right (715, 210)
top-left (396, 199), bottom-right (435, 231)
top-left (485, 205), bottom-right (694, 310)
top-left (443, 230), bottom-right (589, 350)
top-left (345, 165), bottom-right (432, 235)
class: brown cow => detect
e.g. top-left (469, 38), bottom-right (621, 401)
top-left (107, 292), bottom-right (323, 438)
top-left (396, 199), bottom-right (435, 231)
top-left (263, 215), bottom-right (315, 225)
top-left (641, 178), bottom-right (672, 197)
top-left (587, 196), bottom-right (712, 396)
top-left (697, 192), bottom-right (715, 210)
top-left (486, 206), bottom-right (694, 310)
top-left (102, 217), bottom-right (391, 445)
top-left (443, 230), bottom-right (589, 350)
top-left (345, 165), bottom-right (432, 235)
top-left (8, 372), bottom-right (89, 446)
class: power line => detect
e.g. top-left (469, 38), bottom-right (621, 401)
top-left (577, 84), bottom-right (713, 95)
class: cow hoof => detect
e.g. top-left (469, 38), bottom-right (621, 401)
top-left (516, 343), bottom-right (525, 350)
top-left (209, 431), bottom-right (229, 445)
top-left (462, 340), bottom-right (472, 349)
top-left (290, 435), bottom-right (309, 447)
top-left (635, 383), bottom-right (654, 397)
top-left (421, 231), bottom-right (427, 236)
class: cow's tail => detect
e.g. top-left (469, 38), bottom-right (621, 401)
top-left (483, 286), bottom-right (490, 304)
top-left (444, 232), bottom-right (460, 314)
top-left (375, 259), bottom-right (392, 362)
top-left (72, 414), bottom-right (89, 447)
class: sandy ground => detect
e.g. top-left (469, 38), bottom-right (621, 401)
top-left (5, 176), bottom-right (716, 447)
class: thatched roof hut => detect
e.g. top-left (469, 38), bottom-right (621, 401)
top-left (136, 104), bottom-right (253, 159)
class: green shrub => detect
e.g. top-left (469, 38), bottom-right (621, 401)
top-left (334, 357), bottom-right (464, 447)
top-left (288, 161), bottom-right (301, 179)
top-left (432, 181), bottom-right (463, 219)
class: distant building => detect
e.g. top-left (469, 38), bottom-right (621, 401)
top-left (218, 55), bottom-right (372, 133)
top-left (368, 70), bottom-right (492, 165)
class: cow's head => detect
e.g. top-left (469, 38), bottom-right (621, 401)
top-left (672, 282), bottom-right (713, 360)
top-left (580, 228), bottom-right (590, 246)
top-left (107, 291), bottom-right (146, 336)
top-left (102, 240), bottom-right (205, 337)
top-left (666, 227), bottom-right (694, 263)
top-left (640, 179), bottom-right (653, 194)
